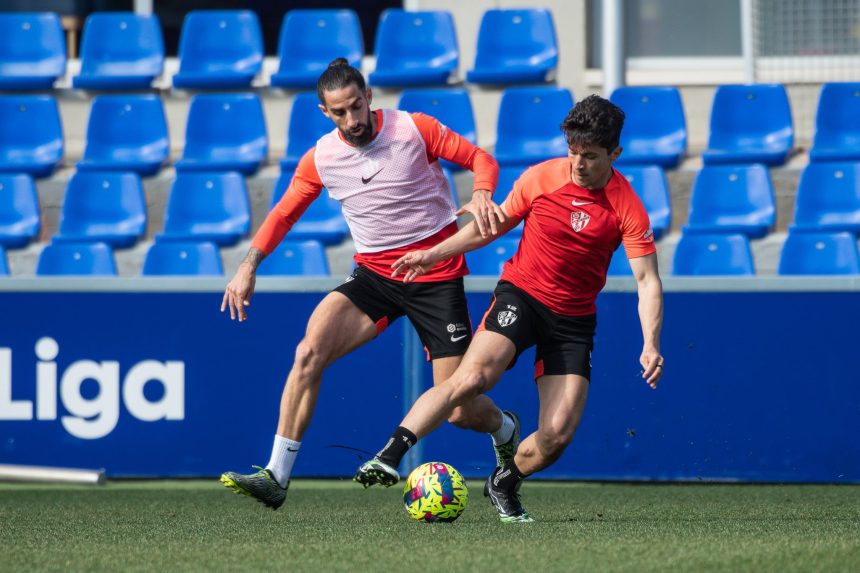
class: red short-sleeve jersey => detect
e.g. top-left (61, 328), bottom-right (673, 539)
top-left (500, 158), bottom-right (656, 316)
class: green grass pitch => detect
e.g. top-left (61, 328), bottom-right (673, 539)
top-left (2, 480), bottom-right (859, 572)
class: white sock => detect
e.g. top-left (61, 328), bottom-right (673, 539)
top-left (490, 410), bottom-right (515, 446)
top-left (266, 435), bottom-right (301, 488)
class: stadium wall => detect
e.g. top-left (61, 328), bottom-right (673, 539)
top-left (1, 277), bottom-right (858, 483)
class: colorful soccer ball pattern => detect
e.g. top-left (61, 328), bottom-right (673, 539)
top-left (402, 461), bottom-right (468, 522)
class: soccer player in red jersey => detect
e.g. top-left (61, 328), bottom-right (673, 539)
top-left (355, 95), bottom-right (665, 522)
top-left (219, 59), bottom-right (520, 510)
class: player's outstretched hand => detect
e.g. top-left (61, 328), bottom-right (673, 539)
top-left (221, 262), bottom-right (257, 322)
top-left (457, 189), bottom-right (506, 238)
top-left (391, 249), bottom-right (439, 283)
top-left (640, 348), bottom-right (664, 389)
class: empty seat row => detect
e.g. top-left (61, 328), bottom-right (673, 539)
top-left (5, 80), bottom-right (858, 184)
top-left (0, 87), bottom-right (564, 178)
top-left (0, 93), bottom-right (264, 178)
top-left (0, 171), bottom-right (350, 252)
top-left (4, 228), bottom-right (857, 278)
top-left (685, 161), bottom-right (860, 238)
top-left (0, 8), bottom-right (557, 91)
top-left (670, 231), bottom-right (860, 276)
top-left (2, 238), bottom-right (329, 277)
top-left (2, 157), bottom-right (857, 263)
top-left (613, 82), bottom-right (860, 168)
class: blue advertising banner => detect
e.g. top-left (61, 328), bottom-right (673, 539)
top-left (1, 278), bottom-right (858, 482)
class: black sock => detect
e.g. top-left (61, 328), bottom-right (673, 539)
top-left (375, 426), bottom-right (417, 468)
top-left (492, 459), bottom-right (525, 491)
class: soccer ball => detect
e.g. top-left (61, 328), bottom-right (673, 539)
top-left (402, 461), bottom-right (468, 523)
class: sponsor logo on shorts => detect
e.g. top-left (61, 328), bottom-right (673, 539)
top-left (497, 310), bottom-right (518, 327)
top-left (447, 322), bottom-right (469, 342)
top-left (570, 211), bottom-right (590, 233)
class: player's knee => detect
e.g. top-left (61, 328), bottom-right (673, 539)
top-left (293, 339), bottom-right (326, 377)
top-left (536, 425), bottom-right (574, 458)
top-left (450, 370), bottom-right (487, 404)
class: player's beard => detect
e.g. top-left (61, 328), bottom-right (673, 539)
top-left (341, 108), bottom-right (374, 146)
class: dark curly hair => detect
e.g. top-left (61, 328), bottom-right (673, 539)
top-left (560, 94), bottom-right (625, 153)
top-left (316, 57), bottom-right (366, 105)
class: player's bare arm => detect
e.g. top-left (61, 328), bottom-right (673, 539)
top-left (392, 210), bottom-right (522, 282)
top-left (221, 247), bottom-right (266, 322)
top-left (630, 253), bottom-right (664, 389)
top-left (456, 189), bottom-right (507, 238)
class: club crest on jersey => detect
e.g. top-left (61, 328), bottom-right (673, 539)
top-left (570, 211), bottom-right (591, 233)
top-left (497, 310), bottom-right (518, 327)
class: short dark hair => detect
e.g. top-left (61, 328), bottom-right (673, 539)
top-left (316, 57), bottom-right (366, 105)
top-left (560, 95), bottom-right (625, 153)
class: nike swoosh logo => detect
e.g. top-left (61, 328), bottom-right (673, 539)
top-left (361, 168), bottom-right (384, 184)
top-left (450, 334), bottom-right (468, 342)
top-left (572, 199), bottom-right (594, 206)
top-left (287, 447), bottom-right (299, 452)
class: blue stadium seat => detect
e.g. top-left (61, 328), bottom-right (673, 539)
top-left (36, 241), bottom-right (117, 276)
top-left (0, 245), bottom-right (7, 276)
top-left (54, 172), bottom-right (146, 249)
top-left (466, 237), bottom-right (520, 276)
top-left (398, 88), bottom-right (476, 171)
top-left (0, 13), bottom-right (65, 90)
top-left (672, 233), bottom-right (755, 276)
top-left (778, 230), bottom-right (860, 275)
top-left (611, 86), bottom-right (687, 168)
top-left (73, 12), bottom-right (164, 90)
top-left (494, 87), bottom-right (573, 167)
top-left (607, 245), bottom-right (633, 276)
top-left (0, 174), bottom-right (40, 249)
top-left (684, 164), bottom-right (775, 239)
top-left (466, 8), bottom-right (558, 85)
top-left (257, 240), bottom-right (330, 276)
top-left (370, 10), bottom-right (458, 87)
top-left (270, 171), bottom-right (349, 246)
top-left (809, 82), bottom-right (860, 162)
top-left (172, 10), bottom-right (263, 89)
top-left (702, 84), bottom-right (794, 166)
top-left (162, 172), bottom-right (250, 247)
top-left (280, 92), bottom-right (332, 172)
top-left (792, 162), bottom-right (860, 233)
top-left (0, 96), bottom-right (63, 178)
top-left (270, 9), bottom-right (363, 89)
top-left (619, 166), bottom-right (672, 241)
top-left (175, 93), bottom-right (268, 175)
top-left (142, 240), bottom-right (223, 276)
top-left (77, 95), bottom-right (169, 177)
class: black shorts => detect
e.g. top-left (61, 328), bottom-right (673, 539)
top-left (333, 265), bottom-right (472, 360)
top-left (480, 281), bottom-right (596, 380)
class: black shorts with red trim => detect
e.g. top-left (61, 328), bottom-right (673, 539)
top-left (333, 265), bottom-right (472, 360)
top-left (480, 280), bottom-right (596, 380)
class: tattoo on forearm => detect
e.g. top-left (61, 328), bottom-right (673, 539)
top-left (242, 248), bottom-right (266, 271)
